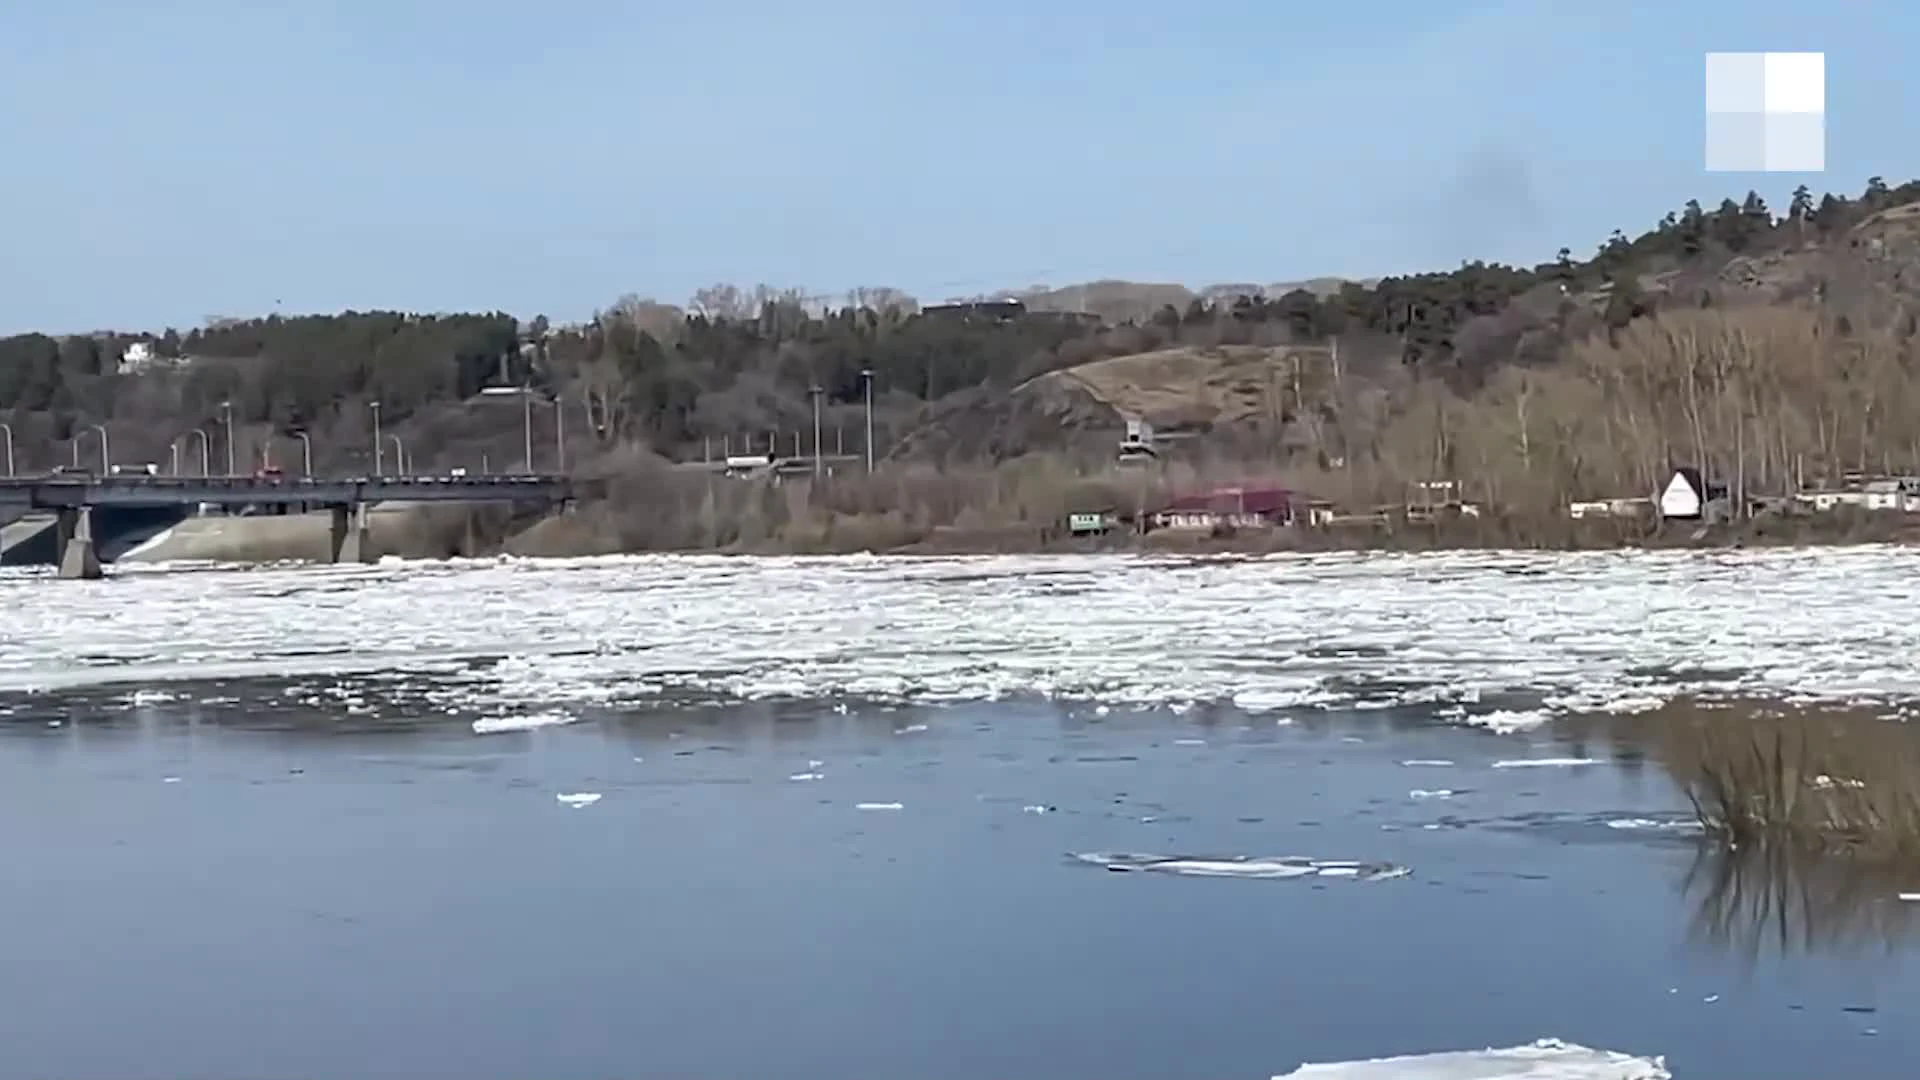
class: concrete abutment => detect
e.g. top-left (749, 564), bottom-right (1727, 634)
top-left (328, 503), bottom-right (372, 564)
top-left (56, 507), bottom-right (102, 580)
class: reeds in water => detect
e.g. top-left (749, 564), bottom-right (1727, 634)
top-left (1608, 698), bottom-right (1920, 857)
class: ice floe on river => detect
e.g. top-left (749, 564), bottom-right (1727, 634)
top-left (1273, 1037), bottom-right (1669, 1079)
top-left (1072, 852), bottom-right (1410, 881)
top-left (8, 549), bottom-right (1920, 730)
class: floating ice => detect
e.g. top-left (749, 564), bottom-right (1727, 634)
top-left (788, 772), bottom-right (824, 782)
top-left (1402, 759), bottom-right (1456, 768)
top-left (1472, 708), bottom-right (1552, 734)
top-left (471, 710), bottom-right (580, 735)
top-left (1898, 892), bottom-right (1920, 903)
top-left (11, 549), bottom-right (1920, 730)
top-left (1604, 817), bottom-right (1702, 833)
top-left (855, 802), bottom-right (904, 811)
top-left (1273, 1037), bottom-right (1669, 1079)
top-left (1409, 789), bottom-right (1459, 800)
top-left (1072, 852), bottom-right (1409, 881)
top-left (555, 792), bottom-right (601, 808)
top-left (121, 688), bottom-right (180, 707)
top-left (1492, 757), bottom-right (1601, 769)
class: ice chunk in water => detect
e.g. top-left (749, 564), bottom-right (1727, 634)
top-left (1072, 852), bottom-right (1408, 881)
top-left (1273, 1037), bottom-right (1669, 1079)
top-left (556, 792), bottom-right (602, 808)
top-left (473, 710), bottom-right (580, 735)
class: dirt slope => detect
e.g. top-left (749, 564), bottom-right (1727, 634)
top-left (891, 345), bottom-right (1332, 462)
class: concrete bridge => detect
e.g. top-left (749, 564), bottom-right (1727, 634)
top-left (0, 474), bottom-right (571, 580)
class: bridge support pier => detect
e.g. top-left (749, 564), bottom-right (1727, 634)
top-left (328, 503), bottom-right (371, 564)
top-left (55, 507), bottom-right (102, 580)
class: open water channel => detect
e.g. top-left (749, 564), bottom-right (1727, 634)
top-left (4, 551), bottom-right (1920, 1079)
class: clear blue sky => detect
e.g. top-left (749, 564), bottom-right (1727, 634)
top-left (2, 0), bottom-right (1913, 333)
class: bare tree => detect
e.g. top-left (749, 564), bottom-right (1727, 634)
top-left (688, 284), bottom-right (753, 321)
top-left (845, 286), bottom-right (919, 316)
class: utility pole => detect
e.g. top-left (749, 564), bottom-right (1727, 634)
top-left (553, 393), bottom-right (565, 474)
top-left (809, 384), bottom-right (824, 480)
top-left (862, 367), bottom-right (875, 473)
top-left (371, 401), bottom-right (383, 476)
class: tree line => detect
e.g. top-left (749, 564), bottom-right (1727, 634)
top-left (3, 175), bottom-right (1917, 473)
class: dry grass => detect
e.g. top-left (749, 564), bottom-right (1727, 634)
top-left (1603, 699), bottom-right (1920, 857)
top-left (1565, 697), bottom-right (1920, 959)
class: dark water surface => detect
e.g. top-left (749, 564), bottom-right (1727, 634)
top-left (3, 691), bottom-right (1917, 1079)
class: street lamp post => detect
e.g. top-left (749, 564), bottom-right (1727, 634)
top-left (521, 390), bottom-right (533, 473)
top-left (0, 421), bottom-right (12, 477)
top-left (388, 434), bottom-right (406, 476)
top-left (219, 401), bottom-right (235, 476)
top-left (861, 367), bottom-right (875, 474)
top-left (808, 384), bottom-right (824, 480)
top-left (188, 429), bottom-right (210, 476)
top-left (370, 401), bottom-right (383, 476)
top-left (482, 382), bottom-right (547, 473)
top-left (89, 424), bottom-right (110, 474)
top-left (293, 431), bottom-right (313, 477)
top-left (169, 442), bottom-right (180, 475)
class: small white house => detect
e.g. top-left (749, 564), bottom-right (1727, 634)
top-left (1658, 467), bottom-right (1729, 521)
top-left (1118, 418), bottom-right (1156, 461)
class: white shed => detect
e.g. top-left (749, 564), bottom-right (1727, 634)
top-left (1659, 467), bottom-right (1728, 521)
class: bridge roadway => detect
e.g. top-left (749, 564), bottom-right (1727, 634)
top-left (0, 473), bottom-right (572, 510)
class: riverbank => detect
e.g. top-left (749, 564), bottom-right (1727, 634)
top-left (109, 500), bottom-right (1920, 565)
top-left (496, 499), bottom-right (1920, 559)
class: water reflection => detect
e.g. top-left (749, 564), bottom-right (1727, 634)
top-left (1685, 838), bottom-right (1920, 962)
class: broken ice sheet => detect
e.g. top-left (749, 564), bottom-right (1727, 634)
top-left (556, 792), bottom-right (602, 808)
top-left (1072, 852), bottom-right (1408, 881)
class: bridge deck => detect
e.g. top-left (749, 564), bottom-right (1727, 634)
top-left (0, 474), bottom-right (572, 509)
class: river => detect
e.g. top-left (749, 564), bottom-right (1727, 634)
top-left (4, 551), bottom-right (1919, 1079)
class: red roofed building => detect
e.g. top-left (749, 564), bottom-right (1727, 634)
top-left (1150, 486), bottom-right (1318, 531)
